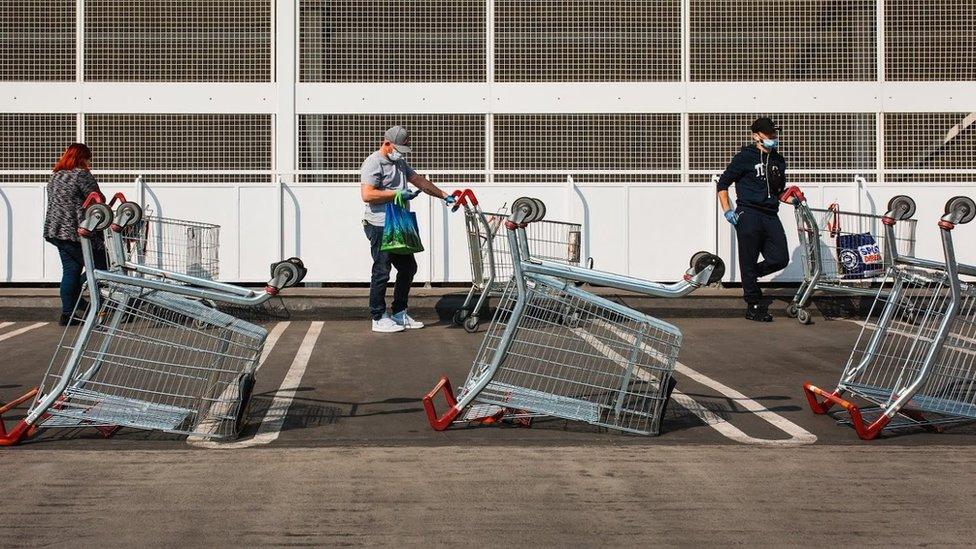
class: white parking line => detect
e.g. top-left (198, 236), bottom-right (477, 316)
top-left (0, 322), bottom-right (14, 331)
top-left (591, 322), bottom-right (817, 446)
top-left (0, 322), bottom-right (47, 343)
top-left (191, 321), bottom-right (323, 449)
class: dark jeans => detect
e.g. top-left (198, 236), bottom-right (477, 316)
top-left (48, 238), bottom-right (107, 315)
top-left (735, 208), bottom-right (789, 305)
top-left (364, 222), bottom-right (417, 320)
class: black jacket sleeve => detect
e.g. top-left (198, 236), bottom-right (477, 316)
top-left (717, 152), bottom-right (746, 192)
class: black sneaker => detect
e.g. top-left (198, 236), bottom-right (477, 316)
top-left (745, 303), bottom-right (773, 322)
top-left (58, 313), bottom-right (82, 327)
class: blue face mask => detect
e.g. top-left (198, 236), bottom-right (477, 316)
top-left (762, 138), bottom-right (779, 150)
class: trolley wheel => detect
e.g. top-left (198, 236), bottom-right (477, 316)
top-left (530, 198), bottom-right (547, 222)
top-left (463, 316), bottom-right (480, 333)
top-left (271, 260), bottom-right (301, 288)
top-left (690, 251), bottom-right (726, 285)
top-left (285, 257), bottom-right (308, 283)
top-left (796, 308), bottom-right (813, 325)
top-left (85, 203), bottom-right (113, 231)
top-left (510, 197), bottom-right (540, 224)
top-left (453, 308), bottom-right (470, 326)
top-left (115, 201), bottom-right (143, 228)
top-left (945, 196), bottom-right (976, 225)
top-left (233, 373), bottom-right (256, 437)
top-left (886, 195), bottom-right (917, 221)
top-left (785, 303), bottom-right (799, 318)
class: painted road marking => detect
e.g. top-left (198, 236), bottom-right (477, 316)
top-left (0, 322), bottom-right (47, 343)
top-left (590, 322), bottom-right (816, 446)
top-left (187, 321), bottom-right (289, 445)
top-left (191, 321), bottom-right (323, 449)
top-left (0, 322), bottom-right (14, 331)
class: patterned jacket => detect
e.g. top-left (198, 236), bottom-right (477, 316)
top-left (44, 168), bottom-right (103, 244)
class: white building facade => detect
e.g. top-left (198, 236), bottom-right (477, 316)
top-left (1, 0), bottom-right (973, 283)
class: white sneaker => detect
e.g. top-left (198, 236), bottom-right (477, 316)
top-left (372, 315), bottom-right (405, 333)
top-left (392, 310), bottom-right (425, 329)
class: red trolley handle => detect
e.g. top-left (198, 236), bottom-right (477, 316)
top-left (827, 203), bottom-right (841, 238)
top-left (778, 185), bottom-right (806, 206)
top-left (107, 192), bottom-right (128, 207)
top-left (802, 382), bottom-right (890, 440)
top-left (81, 191), bottom-right (106, 208)
top-left (450, 188), bottom-right (479, 213)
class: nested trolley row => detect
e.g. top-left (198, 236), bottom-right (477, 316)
top-left (0, 192), bottom-right (307, 445)
top-left (804, 195), bottom-right (976, 440)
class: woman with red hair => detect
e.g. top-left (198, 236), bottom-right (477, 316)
top-left (43, 143), bottom-right (107, 326)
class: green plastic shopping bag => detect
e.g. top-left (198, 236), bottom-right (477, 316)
top-left (381, 191), bottom-right (424, 254)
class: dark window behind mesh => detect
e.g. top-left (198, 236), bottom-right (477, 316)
top-left (300, 1), bottom-right (486, 82)
top-left (886, 0), bottom-right (975, 81)
top-left (885, 113), bottom-right (976, 173)
top-left (691, 0), bottom-right (876, 81)
top-left (85, 1), bottom-right (272, 81)
top-left (85, 114), bottom-right (272, 182)
top-left (0, 0), bottom-right (75, 81)
top-left (689, 113), bottom-right (876, 171)
top-left (0, 114), bottom-right (76, 170)
top-left (298, 114), bottom-right (486, 175)
top-left (495, 0), bottom-right (681, 82)
top-left (494, 114), bottom-right (681, 171)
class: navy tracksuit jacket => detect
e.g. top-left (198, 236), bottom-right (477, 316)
top-left (717, 144), bottom-right (790, 304)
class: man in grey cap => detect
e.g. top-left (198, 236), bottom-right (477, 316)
top-left (360, 126), bottom-right (456, 333)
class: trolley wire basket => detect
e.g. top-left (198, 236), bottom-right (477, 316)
top-left (803, 195), bottom-right (976, 440)
top-left (451, 189), bottom-right (588, 333)
top-left (122, 213), bottom-right (220, 280)
top-left (782, 185), bottom-right (918, 324)
top-left (425, 196), bottom-right (725, 436)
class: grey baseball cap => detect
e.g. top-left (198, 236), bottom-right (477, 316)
top-left (384, 126), bottom-right (412, 153)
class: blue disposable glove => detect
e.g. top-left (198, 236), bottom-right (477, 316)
top-left (401, 188), bottom-right (422, 201)
top-left (724, 209), bottom-right (739, 226)
top-left (443, 195), bottom-right (456, 206)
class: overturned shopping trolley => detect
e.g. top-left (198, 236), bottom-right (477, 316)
top-left (425, 197), bottom-right (725, 436)
top-left (450, 189), bottom-right (589, 333)
top-left (122, 210), bottom-right (221, 280)
top-left (0, 194), bottom-right (307, 445)
top-left (803, 195), bottom-right (976, 440)
top-left (781, 185), bottom-right (918, 324)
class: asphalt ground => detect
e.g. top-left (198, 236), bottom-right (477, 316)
top-left (2, 308), bottom-right (976, 545)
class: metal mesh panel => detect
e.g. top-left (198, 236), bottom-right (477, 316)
top-left (884, 113), bottom-right (976, 176)
top-left (84, 0), bottom-right (271, 82)
top-left (297, 114), bottom-right (486, 172)
top-left (886, 0), bottom-right (975, 81)
top-left (494, 114), bottom-right (680, 171)
top-left (299, 0), bottom-right (486, 82)
top-left (84, 114), bottom-right (272, 182)
top-left (690, 0), bottom-right (876, 81)
top-left (494, 0), bottom-right (681, 82)
top-left (0, 0), bottom-right (75, 81)
top-left (0, 114), bottom-right (77, 170)
top-left (689, 113), bottom-right (876, 172)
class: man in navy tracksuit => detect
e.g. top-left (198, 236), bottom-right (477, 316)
top-left (716, 117), bottom-right (789, 322)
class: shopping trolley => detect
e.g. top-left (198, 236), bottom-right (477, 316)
top-left (803, 195), bottom-right (976, 440)
top-left (450, 189), bottom-right (590, 333)
top-left (424, 196), bottom-right (725, 436)
top-left (0, 194), bottom-right (307, 445)
top-left (781, 186), bottom-right (918, 324)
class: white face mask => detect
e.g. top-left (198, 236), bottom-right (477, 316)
top-left (388, 150), bottom-right (404, 162)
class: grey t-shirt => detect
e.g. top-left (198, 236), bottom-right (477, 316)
top-left (360, 150), bottom-right (417, 226)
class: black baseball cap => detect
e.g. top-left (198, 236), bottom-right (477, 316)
top-left (750, 117), bottom-right (781, 135)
